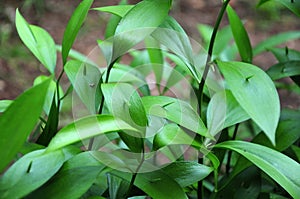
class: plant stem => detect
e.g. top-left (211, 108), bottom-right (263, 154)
top-left (197, 1), bottom-right (230, 199)
top-left (226, 123), bottom-right (239, 174)
top-left (88, 60), bottom-right (117, 150)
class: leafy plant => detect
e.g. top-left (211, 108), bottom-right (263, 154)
top-left (0, 0), bottom-right (299, 198)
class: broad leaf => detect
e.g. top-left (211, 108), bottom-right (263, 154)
top-left (258, 0), bottom-right (300, 17)
top-left (267, 61), bottom-right (300, 80)
top-left (0, 149), bottom-right (65, 198)
top-left (227, 5), bottom-right (252, 63)
top-left (28, 152), bottom-right (105, 199)
top-left (15, 9), bottom-right (56, 74)
top-left (253, 31), bottom-right (300, 55)
top-left (215, 141), bottom-right (300, 199)
top-left (62, 0), bottom-right (93, 65)
top-left (46, 115), bottom-right (138, 151)
top-left (217, 61), bottom-right (280, 145)
top-left (0, 100), bottom-right (12, 113)
top-left (65, 60), bottom-right (102, 114)
top-left (0, 78), bottom-right (50, 172)
top-left (268, 47), bottom-right (300, 62)
top-left (141, 96), bottom-right (209, 138)
top-left (107, 173), bottom-right (130, 199)
top-left (162, 161), bottom-right (213, 187)
top-left (111, 0), bottom-right (171, 63)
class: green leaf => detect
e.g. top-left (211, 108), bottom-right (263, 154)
top-left (291, 145), bottom-right (300, 162)
top-left (141, 96), bottom-right (209, 138)
top-left (268, 47), bottom-right (300, 62)
top-left (227, 5), bottom-right (252, 63)
top-left (0, 149), bottom-right (65, 198)
top-left (0, 100), bottom-right (12, 113)
top-left (258, 0), bottom-right (300, 17)
top-left (112, 169), bottom-right (188, 199)
top-left (111, 0), bottom-right (171, 63)
top-left (65, 60), bottom-right (102, 114)
top-left (162, 161), bottom-right (213, 187)
top-left (93, 5), bottom-right (134, 17)
top-left (28, 152), bottom-right (105, 199)
top-left (266, 61), bottom-right (300, 80)
top-left (217, 61), bottom-right (280, 145)
top-left (0, 78), bottom-right (50, 172)
top-left (107, 173), bottom-right (130, 199)
top-left (215, 141), bottom-right (300, 199)
top-left (62, 0), bottom-right (93, 65)
top-left (207, 90), bottom-right (249, 135)
top-left (253, 31), bottom-right (300, 55)
top-left (46, 115), bottom-right (138, 151)
top-left (15, 9), bottom-right (56, 74)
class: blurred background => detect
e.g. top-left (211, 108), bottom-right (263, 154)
top-left (0, 0), bottom-right (299, 107)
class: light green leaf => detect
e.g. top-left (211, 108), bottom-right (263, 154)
top-left (141, 96), bottom-right (209, 138)
top-left (15, 9), bottom-right (56, 74)
top-left (162, 161), bottom-right (213, 187)
top-left (253, 31), bottom-right (300, 55)
top-left (65, 60), bottom-right (102, 114)
top-left (207, 90), bottom-right (249, 135)
top-left (47, 115), bottom-right (138, 151)
top-left (0, 149), bottom-right (65, 198)
top-left (111, 0), bottom-right (171, 63)
top-left (62, 0), bottom-right (93, 65)
top-left (227, 5), bottom-right (252, 63)
top-left (268, 47), bottom-right (300, 62)
top-left (217, 61), bottom-right (280, 145)
top-left (93, 5), bottom-right (134, 17)
top-left (0, 78), bottom-right (51, 172)
top-left (258, 0), bottom-right (300, 17)
top-left (28, 152), bottom-right (105, 199)
top-left (0, 100), bottom-right (12, 113)
top-left (215, 141), bottom-right (300, 199)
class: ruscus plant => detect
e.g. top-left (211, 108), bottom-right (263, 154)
top-left (0, 0), bottom-right (299, 198)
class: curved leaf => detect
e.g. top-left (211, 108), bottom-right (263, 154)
top-left (15, 9), bottom-right (56, 74)
top-left (46, 115), bottom-right (138, 151)
top-left (141, 96), bottom-right (209, 138)
top-left (0, 100), bottom-right (12, 113)
top-left (0, 78), bottom-right (51, 172)
top-left (258, 0), bottom-right (300, 17)
top-left (0, 149), bottom-right (65, 198)
top-left (93, 5), bottom-right (134, 17)
top-left (215, 141), bottom-right (300, 199)
top-left (227, 5), bottom-right (252, 63)
top-left (217, 61), bottom-right (280, 145)
top-left (267, 61), bottom-right (300, 80)
top-left (62, 0), bottom-right (93, 65)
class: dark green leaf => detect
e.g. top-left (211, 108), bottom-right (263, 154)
top-left (268, 47), bottom-right (300, 62)
top-left (47, 115), bottom-right (138, 151)
top-left (227, 5), bottom-right (252, 63)
top-left (28, 152), bottom-right (105, 199)
top-left (107, 173), bottom-right (130, 199)
top-left (258, 0), bottom-right (300, 17)
top-left (0, 149), bottom-right (65, 198)
top-left (267, 61), bottom-right (300, 80)
top-left (253, 31), bottom-right (300, 55)
top-left (291, 145), bottom-right (300, 162)
top-left (215, 141), bottom-right (300, 199)
top-left (0, 78), bottom-right (50, 172)
top-left (62, 0), bottom-right (93, 65)
top-left (15, 9), bottom-right (56, 74)
top-left (162, 161), bottom-right (213, 187)
top-left (217, 61), bottom-right (280, 145)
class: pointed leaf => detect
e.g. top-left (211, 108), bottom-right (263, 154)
top-left (107, 173), bottom-right (130, 199)
top-left (47, 115), bottom-right (138, 151)
top-left (217, 61), bottom-right (280, 145)
top-left (215, 141), bottom-right (300, 199)
top-left (15, 9), bottom-right (56, 74)
top-left (0, 78), bottom-right (51, 172)
top-left (93, 5), bottom-right (134, 17)
top-left (268, 47), bottom-right (300, 62)
top-left (0, 100), bottom-right (12, 113)
top-left (258, 0), bottom-right (300, 17)
top-left (227, 5), bottom-right (252, 63)
top-left (62, 0), bottom-right (93, 65)
top-left (0, 149), bottom-right (65, 198)
top-left (267, 61), bottom-right (300, 80)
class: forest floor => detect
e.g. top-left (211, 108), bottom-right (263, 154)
top-left (0, 0), bottom-right (299, 108)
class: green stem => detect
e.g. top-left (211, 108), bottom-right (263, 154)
top-left (226, 123), bottom-right (239, 174)
top-left (197, 1), bottom-right (230, 199)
